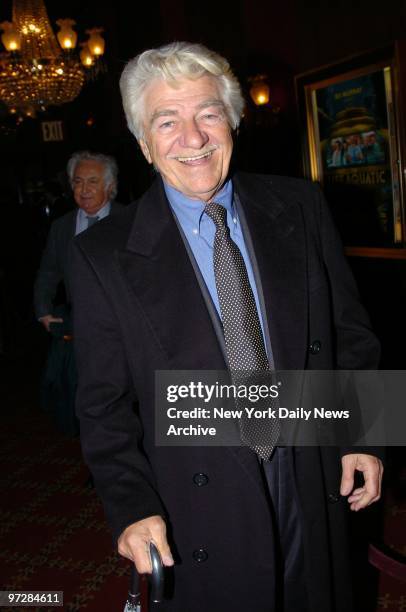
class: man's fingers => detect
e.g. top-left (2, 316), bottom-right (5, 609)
top-left (347, 487), bottom-right (364, 502)
top-left (340, 454), bottom-right (356, 496)
top-left (143, 516), bottom-right (174, 567)
top-left (132, 541), bottom-right (154, 574)
top-left (39, 315), bottom-right (64, 332)
top-left (153, 534), bottom-right (174, 567)
top-left (356, 457), bottom-right (383, 509)
top-left (117, 515), bottom-right (174, 575)
top-left (377, 461), bottom-right (384, 498)
top-left (121, 531), bottom-right (153, 574)
top-left (342, 454), bottom-right (383, 511)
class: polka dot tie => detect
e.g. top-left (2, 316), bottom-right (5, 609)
top-left (205, 202), bottom-right (280, 460)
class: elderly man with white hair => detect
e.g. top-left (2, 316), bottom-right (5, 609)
top-left (71, 43), bottom-right (383, 612)
top-left (34, 151), bottom-right (120, 329)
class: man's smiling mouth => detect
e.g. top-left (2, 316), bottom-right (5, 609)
top-left (175, 150), bottom-right (214, 163)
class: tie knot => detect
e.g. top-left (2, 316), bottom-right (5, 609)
top-left (86, 215), bottom-right (99, 228)
top-left (204, 202), bottom-right (227, 228)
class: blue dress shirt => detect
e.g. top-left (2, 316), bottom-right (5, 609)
top-left (164, 180), bottom-right (268, 342)
top-left (75, 201), bottom-right (111, 236)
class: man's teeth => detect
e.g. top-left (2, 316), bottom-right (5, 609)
top-left (177, 151), bottom-right (213, 162)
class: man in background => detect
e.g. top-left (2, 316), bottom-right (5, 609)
top-left (34, 151), bottom-right (120, 329)
top-left (34, 151), bottom-right (120, 434)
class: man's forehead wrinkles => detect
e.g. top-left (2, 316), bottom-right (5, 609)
top-left (74, 173), bottom-right (101, 179)
top-left (196, 99), bottom-right (224, 109)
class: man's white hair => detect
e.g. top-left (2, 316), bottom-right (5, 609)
top-left (119, 41), bottom-right (245, 141)
top-left (67, 151), bottom-right (118, 200)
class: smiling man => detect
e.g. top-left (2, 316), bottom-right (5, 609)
top-left (71, 43), bottom-right (383, 612)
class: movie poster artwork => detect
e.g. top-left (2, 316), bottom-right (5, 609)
top-left (314, 68), bottom-right (399, 247)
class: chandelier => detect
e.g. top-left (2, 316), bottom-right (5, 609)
top-left (0, 0), bottom-right (105, 117)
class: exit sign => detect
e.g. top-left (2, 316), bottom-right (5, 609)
top-left (41, 121), bottom-right (64, 142)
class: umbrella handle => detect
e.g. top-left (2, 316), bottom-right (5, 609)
top-left (126, 542), bottom-right (164, 610)
top-left (149, 541), bottom-right (164, 603)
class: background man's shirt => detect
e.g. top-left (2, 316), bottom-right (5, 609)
top-left (75, 201), bottom-right (111, 235)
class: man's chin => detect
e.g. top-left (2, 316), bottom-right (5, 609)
top-left (178, 180), bottom-right (225, 201)
top-left (79, 202), bottom-right (95, 212)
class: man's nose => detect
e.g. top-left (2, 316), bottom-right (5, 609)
top-left (179, 119), bottom-right (209, 149)
top-left (80, 181), bottom-right (90, 194)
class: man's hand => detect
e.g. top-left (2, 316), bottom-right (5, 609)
top-left (117, 515), bottom-right (174, 574)
top-left (39, 314), bottom-right (63, 332)
top-left (340, 453), bottom-right (383, 511)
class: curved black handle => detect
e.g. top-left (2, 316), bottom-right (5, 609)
top-left (127, 541), bottom-right (164, 608)
top-left (148, 542), bottom-right (164, 603)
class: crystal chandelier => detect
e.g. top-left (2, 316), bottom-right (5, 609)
top-left (0, 0), bottom-right (105, 117)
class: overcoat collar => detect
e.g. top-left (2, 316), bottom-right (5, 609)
top-left (125, 178), bottom-right (173, 257)
top-left (120, 177), bottom-right (227, 371)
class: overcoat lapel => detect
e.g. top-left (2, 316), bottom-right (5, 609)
top-left (117, 179), bottom-right (227, 370)
top-left (234, 173), bottom-right (308, 371)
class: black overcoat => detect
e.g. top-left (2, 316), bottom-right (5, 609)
top-left (34, 202), bottom-right (122, 318)
top-left (71, 173), bottom-right (380, 612)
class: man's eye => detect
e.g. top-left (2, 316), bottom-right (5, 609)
top-left (159, 120), bottom-right (176, 129)
top-left (199, 112), bottom-right (222, 123)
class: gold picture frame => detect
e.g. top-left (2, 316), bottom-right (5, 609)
top-left (296, 44), bottom-right (406, 258)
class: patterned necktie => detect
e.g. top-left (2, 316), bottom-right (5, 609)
top-left (86, 215), bottom-right (99, 228)
top-left (204, 202), bottom-right (280, 460)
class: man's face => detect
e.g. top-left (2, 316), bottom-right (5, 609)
top-left (72, 160), bottom-right (113, 215)
top-left (139, 75), bottom-right (234, 201)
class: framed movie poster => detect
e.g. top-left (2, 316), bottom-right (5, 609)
top-left (296, 45), bottom-right (406, 258)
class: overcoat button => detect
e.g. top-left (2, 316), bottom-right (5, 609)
top-left (328, 492), bottom-right (340, 503)
top-left (309, 340), bottom-right (322, 355)
top-left (193, 473), bottom-right (209, 487)
top-left (193, 549), bottom-right (208, 563)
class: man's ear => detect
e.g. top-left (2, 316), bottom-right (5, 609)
top-left (139, 139), bottom-right (152, 164)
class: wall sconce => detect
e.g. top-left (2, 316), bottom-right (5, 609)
top-left (248, 74), bottom-right (281, 117)
top-left (249, 74), bottom-right (270, 106)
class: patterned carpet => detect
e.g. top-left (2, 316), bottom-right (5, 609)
top-left (0, 410), bottom-right (131, 612)
top-left (0, 377), bottom-right (404, 611)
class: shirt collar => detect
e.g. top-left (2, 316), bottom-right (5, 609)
top-left (164, 179), bottom-right (234, 227)
top-left (77, 201), bottom-right (111, 222)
